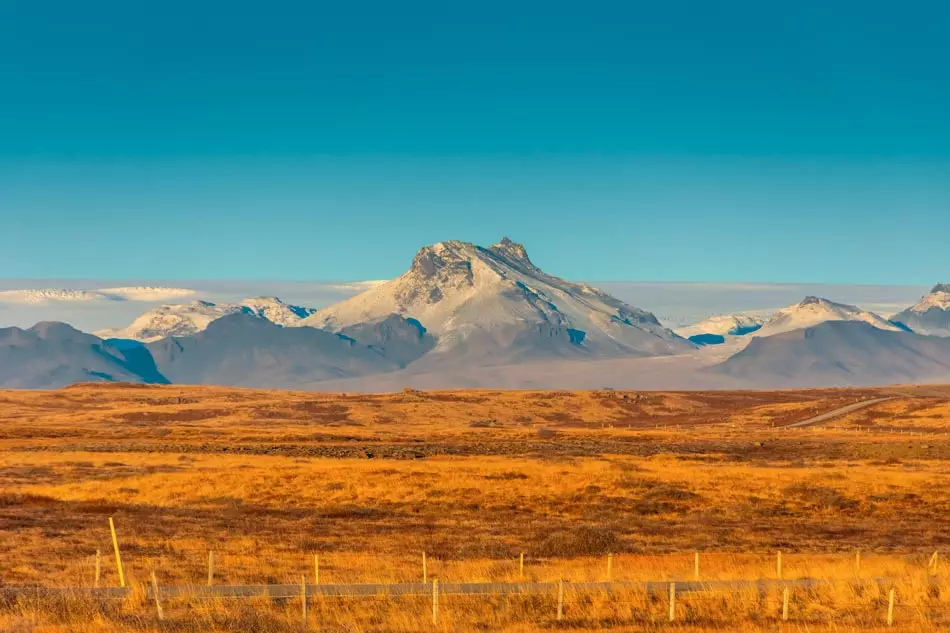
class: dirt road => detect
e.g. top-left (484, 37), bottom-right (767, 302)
top-left (786, 397), bottom-right (893, 428)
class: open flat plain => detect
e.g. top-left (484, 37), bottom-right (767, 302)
top-left (3, 383), bottom-right (950, 631)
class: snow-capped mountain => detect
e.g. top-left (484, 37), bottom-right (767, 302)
top-left (676, 314), bottom-right (765, 339)
top-left (96, 297), bottom-right (316, 342)
top-left (240, 296), bottom-right (317, 326)
top-left (753, 296), bottom-right (902, 338)
top-left (296, 237), bottom-right (693, 361)
top-left (0, 286), bottom-right (195, 304)
top-left (713, 320), bottom-right (950, 387)
top-left (891, 284), bottom-right (950, 336)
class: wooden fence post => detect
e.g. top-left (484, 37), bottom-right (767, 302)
top-left (887, 588), bottom-right (895, 626)
top-left (207, 551), bottom-right (214, 586)
top-left (668, 582), bottom-right (676, 622)
top-left (108, 517), bottom-right (125, 588)
top-left (150, 571), bottom-right (164, 621)
top-left (94, 550), bottom-right (101, 588)
top-left (782, 586), bottom-right (789, 621)
top-left (301, 575), bottom-right (308, 623)
top-left (432, 578), bottom-right (439, 625)
top-left (556, 579), bottom-right (564, 620)
top-left (423, 552), bottom-right (428, 583)
top-left (776, 551), bottom-right (782, 579)
top-left (694, 551), bottom-right (700, 580)
top-left (607, 553), bottom-right (613, 581)
top-left (519, 552), bottom-right (524, 579)
top-left (314, 554), bottom-right (320, 584)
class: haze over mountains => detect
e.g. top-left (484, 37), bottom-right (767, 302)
top-left (2, 238), bottom-right (949, 390)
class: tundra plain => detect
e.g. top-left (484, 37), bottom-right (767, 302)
top-left (2, 384), bottom-right (950, 632)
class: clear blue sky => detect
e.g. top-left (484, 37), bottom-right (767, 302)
top-left (1, 0), bottom-right (948, 283)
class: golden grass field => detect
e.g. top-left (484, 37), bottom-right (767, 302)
top-left (3, 383), bottom-right (950, 631)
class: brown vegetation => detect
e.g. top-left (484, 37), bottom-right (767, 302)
top-left (2, 383), bottom-right (950, 631)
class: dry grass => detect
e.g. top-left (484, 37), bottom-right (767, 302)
top-left (2, 383), bottom-right (950, 631)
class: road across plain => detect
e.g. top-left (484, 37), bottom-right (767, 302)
top-left (786, 397), bottom-right (894, 428)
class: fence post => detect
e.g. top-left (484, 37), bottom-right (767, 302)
top-left (782, 586), bottom-right (789, 621)
top-left (607, 553), bottom-right (613, 581)
top-left (207, 550), bottom-right (214, 586)
top-left (108, 517), bottom-right (125, 588)
top-left (556, 579), bottom-right (564, 620)
top-left (776, 551), bottom-right (782, 579)
top-left (668, 582), bottom-right (676, 622)
top-left (887, 588), bottom-right (895, 626)
top-left (423, 552), bottom-right (428, 583)
top-left (432, 578), bottom-right (439, 625)
top-left (94, 550), bottom-right (101, 588)
top-left (301, 575), bottom-right (308, 623)
top-left (519, 552), bottom-right (524, 579)
top-left (694, 551), bottom-right (700, 580)
top-left (150, 571), bottom-right (164, 621)
top-left (314, 554), bottom-right (320, 584)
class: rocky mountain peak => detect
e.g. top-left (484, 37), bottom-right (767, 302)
top-left (301, 236), bottom-right (691, 358)
top-left (488, 237), bottom-right (533, 267)
top-left (409, 242), bottom-right (476, 282)
top-left (931, 284), bottom-right (950, 295)
top-left (799, 296), bottom-right (824, 306)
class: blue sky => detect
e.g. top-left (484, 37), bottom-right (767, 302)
top-left (1, 1), bottom-right (948, 283)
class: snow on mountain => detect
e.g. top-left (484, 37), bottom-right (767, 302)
top-left (0, 286), bottom-right (196, 304)
top-left (97, 297), bottom-right (316, 342)
top-left (240, 296), bottom-right (317, 325)
top-left (890, 284), bottom-right (950, 336)
top-left (676, 314), bottom-right (765, 339)
top-left (753, 296), bottom-right (902, 338)
top-left (712, 320), bottom-right (950, 387)
top-left (296, 237), bottom-right (693, 360)
top-left (96, 300), bottom-right (248, 342)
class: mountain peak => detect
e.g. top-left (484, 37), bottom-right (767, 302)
top-left (755, 295), bottom-right (900, 338)
top-left (409, 241), bottom-right (476, 282)
top-left (890, 283), bottom-right (950, 334)
top-left (301, 237), bottom-right (692, 359)
top-left (488, 237), bottom-right (533, 267)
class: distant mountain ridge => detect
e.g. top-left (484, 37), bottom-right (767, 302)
top-left (145, 312), bottom-right (427, 388)
top-left (712, 320), bottom-right (950, 387)
top-left (2, 240), bottom-right (949, 391)
top-left (97, 297), bottom-right (316, 342)
top-left (0, 322), bottom-right (168, 388)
